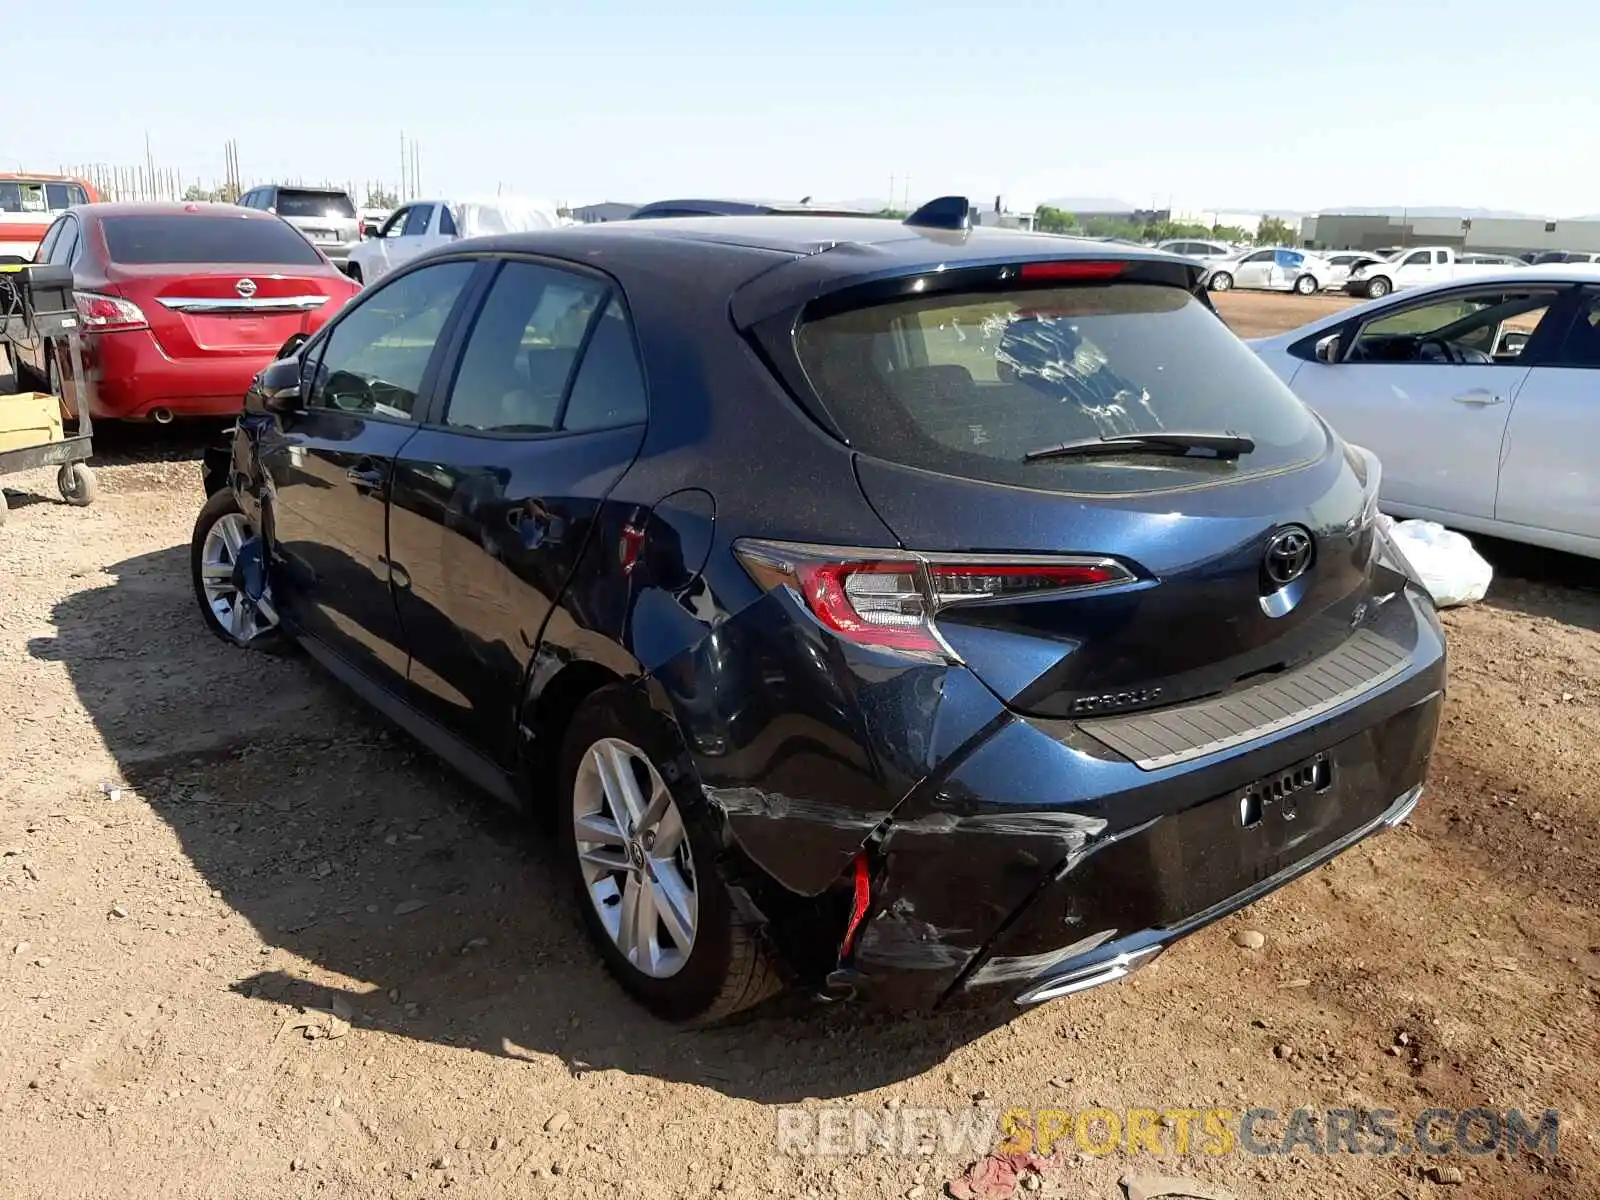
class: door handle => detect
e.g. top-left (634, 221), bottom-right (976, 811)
top-left (1451, 389), bottom-right (1502, 406)
top-left (346, 463), bottom-right (385, 491)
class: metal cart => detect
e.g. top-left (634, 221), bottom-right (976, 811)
top-left (0, 264), bottom-right (96, 527)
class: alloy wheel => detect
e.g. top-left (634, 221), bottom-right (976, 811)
top-left (199, 512), bottom-right (278, 644)
top-left (571, 737), bottom-right (698, 978)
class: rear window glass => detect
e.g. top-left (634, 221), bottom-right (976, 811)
top-left (794, 283), bottom-right (1327, 494)
top-left (275, 190), bottom-right (357, 219)
top-left (103, 215), bottom-right (325, 265)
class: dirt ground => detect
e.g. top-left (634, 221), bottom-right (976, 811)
top-left (2, 293), bottom-right (1597, 1200)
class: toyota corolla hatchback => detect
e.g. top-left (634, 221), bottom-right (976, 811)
top-left (191, 201), bottom-right (1446, 1022)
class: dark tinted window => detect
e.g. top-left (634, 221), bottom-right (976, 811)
top-left (444, 262), bottom-right (609, 433)
top-left (1553, 292), bottom-right (1600, 367)
top-left (309, 260), bottom-right (475, 420)
top-left (45, 183), bottom-right (74, 210)
top-left (563, 300), bottom-right (648, 432)
top-left (102, 215), bottom-right (325, 265)
top-left (275, 189), bottom-right (357, 219)
top-left (1243, 249), bottom-right (1275, 263)
top-left (1400, 251), bottom-right (1432, 267)
top-left (794, 283), bottom-right (1326, 494)
top-left (438, 206), bottom-right (458, 236)
top-left (402, 204), bottom-right (434, 237)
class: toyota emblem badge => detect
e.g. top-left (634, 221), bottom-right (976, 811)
top-left (1263, 527), bottom-right (1314, 588)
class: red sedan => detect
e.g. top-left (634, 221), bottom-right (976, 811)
top-left (17, 202), bottom-right (358, 421)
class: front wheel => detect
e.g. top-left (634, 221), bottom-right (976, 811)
top-left (191, 490), bottom-right (284, 651)
top-left (1294, 273), bottom-right (1318, 295)
top-left (1366, 276), bottom-right (1392, 299)
top-left (558, 687), bottom-right (781, 1023)
top-left (1208, 271), bottom-right (1234, 292)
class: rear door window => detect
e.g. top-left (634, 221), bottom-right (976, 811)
top-left (793, 281), bottom-right (1326, 494)
top-left (102, 215), bottom-right (325, 265)
top-left (442, 261), bottom-right (612, 433)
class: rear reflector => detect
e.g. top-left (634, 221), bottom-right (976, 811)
top-left (734, 539), bottom-right (1133, 657)
top-left (1019, 260), bottom-right (1126, 282)
top-left (75, 291), bottom-right (149, 331)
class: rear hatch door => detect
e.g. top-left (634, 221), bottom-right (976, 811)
top-left (774, 260), bottom-right (1388, 720)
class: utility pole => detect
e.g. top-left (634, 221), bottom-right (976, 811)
top-left (399, 130), bottom-right (408, 199)
top-left (902, 175), bottom-right (911, 213)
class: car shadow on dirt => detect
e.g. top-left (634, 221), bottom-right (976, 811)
top-left (1475, 536), bottom-right (1600, 634)
top-left (29, 543), bottom-right (1012, 1103)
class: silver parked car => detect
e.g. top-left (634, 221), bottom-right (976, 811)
top-left (235, 185), bottom-right (361, 266)
top-left (1204, 247), bottom-right (1336, 295)
top-left (1155, 238), bottom-right (1237, 264)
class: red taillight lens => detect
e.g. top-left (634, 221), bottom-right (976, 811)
top-left (734, 540), bottom-right (1133, 658)
top-left (75, 291), bottom-right (148, 331)
top-left (1019, 260), bottom-right (1126, 282)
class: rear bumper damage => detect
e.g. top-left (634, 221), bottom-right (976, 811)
top-left (1006, 782), bottom-right (1420, 1005)
top-left (826, 591), bottom-right (1444, 1012)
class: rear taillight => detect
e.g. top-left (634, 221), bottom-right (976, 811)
top-left (75, 291), bottom-right (148, 332)
top-left (734, 539), bottom-right (1133, 657)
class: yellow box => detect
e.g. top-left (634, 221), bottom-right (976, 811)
top-left (0, 391), bottom-right (65, 453)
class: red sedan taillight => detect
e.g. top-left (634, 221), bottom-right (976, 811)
top-left (75, 291), bottom-right (149, 332)
top-left (734, 539), bottom-right (1133, 657)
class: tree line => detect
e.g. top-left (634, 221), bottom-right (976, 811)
top-left (1035, 206), bottom-right (1296, 246)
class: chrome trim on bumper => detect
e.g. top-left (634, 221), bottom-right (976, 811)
top-left (1012, 783), bottom-right (1424, 1006)
top-left (156, 296), bottom-right (330, 313)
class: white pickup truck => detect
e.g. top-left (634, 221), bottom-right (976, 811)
top-left (1343, 246), bottom-right (1521, 298)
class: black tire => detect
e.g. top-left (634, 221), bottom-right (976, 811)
top-left (1366, 276), bottom-right (1392, 299)
top-left (190, 490), bottom-right (286, 652)
top-left (0, 487), bottom-right (8, 530)
top-left (1209, 271), bottom-right (1233, 292)
top-left (1294, 274), bottom-right (1317, 296)
top-left (57, 463), bottom-right (96, 506)
top-left (557, 686), bottom-right (781, 1024)
top-left (344, 262), bottom-right (363, 285)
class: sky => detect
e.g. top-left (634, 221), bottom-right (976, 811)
top-left (11, 0), bottom-right (1600, 215)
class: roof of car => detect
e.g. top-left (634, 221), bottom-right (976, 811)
top-left (67, 201), bottom-right (282, 220)
top-left (631, 198), bottom-right (880, 217)
top-left (468, 214), bottom-right (1193, 267)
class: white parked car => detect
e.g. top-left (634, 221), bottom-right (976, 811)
top-left (1342, 246), bottom-right (1515, 299)
top-left (344, 196), bottom-right (560, 285)
top-left (1318, 250), bottom-right (1393, 291)
top-left (1249, 268), bottom-right (1600, 559)
top-left (1155, 238), bottom-right (1237, 264)
top-left (1205, 247), bottom-right (1335, 295)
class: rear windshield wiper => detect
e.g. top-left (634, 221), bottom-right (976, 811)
top-left (1024, 431), bottom-right (1256, 462)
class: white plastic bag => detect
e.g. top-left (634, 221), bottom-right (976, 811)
top-left (1380, 516), bottom-right (1492, 607)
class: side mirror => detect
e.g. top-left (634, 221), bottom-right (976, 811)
top-left (1314, 333), bottom-right (1342, 364)
top-left (253, 357), bottom-right (305, 415)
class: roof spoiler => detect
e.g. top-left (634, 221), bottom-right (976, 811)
top-left (904, 195), bottom-right (974, 232)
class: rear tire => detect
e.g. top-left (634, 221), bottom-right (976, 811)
top-left (191, 490), bottom-right (286, 652)
top-left (558, 686), bottom-right (781, 1024)
top-left (1366, 276), bottom-right (1392, 299)
top-left (1294, 273), bottom-right (1317, 295)
top-left (1208, 271), bottom-right (1233, 292)
top-left (344, 262), bottom-right (363, 285)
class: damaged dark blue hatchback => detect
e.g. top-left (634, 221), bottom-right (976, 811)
top-left (192, 200), bottom-right (1445, 1022)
